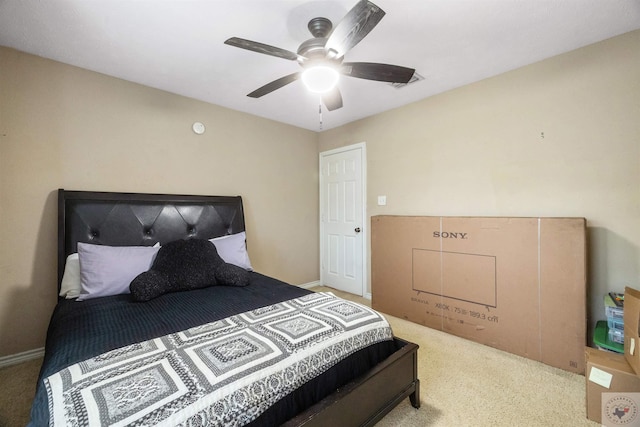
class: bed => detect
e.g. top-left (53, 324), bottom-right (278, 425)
top-left (29, 189), bottom-right (420, 426)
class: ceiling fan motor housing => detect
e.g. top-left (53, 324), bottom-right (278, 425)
top-left (308, 17), bottom-right (332, 38)
top-left (298, 17), bottom-right (342, 66)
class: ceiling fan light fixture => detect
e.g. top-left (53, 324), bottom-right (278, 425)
top-left (301, 65), bottom-right (340, 93)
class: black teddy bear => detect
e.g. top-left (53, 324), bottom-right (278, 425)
top-left (130, 238), bottom-right (249, 302)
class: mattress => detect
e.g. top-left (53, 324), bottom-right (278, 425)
top-left (29, 273), bottom-right (397, 426)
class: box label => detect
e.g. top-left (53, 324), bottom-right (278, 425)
top-left (590, 366), bottom-right (613, 389)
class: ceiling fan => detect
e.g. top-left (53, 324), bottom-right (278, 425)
top-left (224, 0), bottom-right (415, 111)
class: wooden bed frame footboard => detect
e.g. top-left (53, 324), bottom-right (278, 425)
top-left (284, 337), bottom-right (420, 427)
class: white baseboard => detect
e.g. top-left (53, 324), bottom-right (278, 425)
top-left (298, 281), bottom-right (372, 300)
top-left (0, 347), bottom-right (44, 369)
top-left (297, 280), bottom-right (321, 289)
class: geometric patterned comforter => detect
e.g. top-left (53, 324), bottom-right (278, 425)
top-left (45, 292), bottom-right (393, 426)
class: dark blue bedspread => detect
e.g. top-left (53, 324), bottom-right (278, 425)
top-left (29, 274), bottom-right (396, 426)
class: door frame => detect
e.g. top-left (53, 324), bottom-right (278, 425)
top-left (319, 142), bottom-right (367, 296)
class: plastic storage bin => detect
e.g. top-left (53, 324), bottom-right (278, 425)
top-left (608, 327), bottom-right (624, 344)
top-left (594, 320), bottom-right (623, 353)
top-left (608, 317), bottom-right (624, 331)
top-left (605, 294), bottom-right (624, 319)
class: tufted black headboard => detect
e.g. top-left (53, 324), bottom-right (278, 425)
top-left (57, 189), bottom-right (245, 290)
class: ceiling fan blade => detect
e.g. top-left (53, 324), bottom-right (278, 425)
top-left (247, 72), bottom-right (301, 98)
top-left (342, 62), bottom-right (415, 83)
top-left (224, 37), bottom-right (298, 61)
top-left (322, 87), bottom-right (343, 111)
top-left (324, 0), bottom-right (386, 58)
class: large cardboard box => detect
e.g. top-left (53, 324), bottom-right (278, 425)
top-left (371, 216), bottom-right (587, 373)
top-left (624, 286), bottom-right (640, 375)
top-left (586, 347), bottom-right (640, 424)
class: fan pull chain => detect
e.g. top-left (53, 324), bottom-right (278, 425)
top-left (318, 100), bottom-right (323, 130)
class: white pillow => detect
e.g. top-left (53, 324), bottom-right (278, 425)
top-left (60, 243), bottom-right (160, 299)
top-left (77, 242), bottom-right (160, 301)
top-left (59, 253), bottom-right (81, 299)
top-left (210, 232), bottom-right (253, 271)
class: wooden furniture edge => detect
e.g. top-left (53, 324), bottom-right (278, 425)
top-left (283, 336), bottom-right (420, 426)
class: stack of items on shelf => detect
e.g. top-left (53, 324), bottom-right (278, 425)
top-left (594, 292), bottom-right (624, 353)
top-left (606, 292), bottom-right (624, 344)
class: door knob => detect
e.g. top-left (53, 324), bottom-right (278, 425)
top-left (355, 227), bottom-right (361, 233)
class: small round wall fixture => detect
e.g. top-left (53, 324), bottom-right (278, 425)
top-left (192, 122), bottom-right (206, 135)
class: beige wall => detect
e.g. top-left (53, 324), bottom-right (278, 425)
top-left (319, 30), bottom-right (640, 335)
top-left (2, 29), bottom-right (639, 357)
top-left (0, 47), bottom-right (319, 356)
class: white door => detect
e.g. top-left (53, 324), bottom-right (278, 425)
top-left (319, 143), bottom-right (366, 296)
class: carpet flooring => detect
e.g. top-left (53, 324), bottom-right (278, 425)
top-left (314, 286), bottom-right (598, 427)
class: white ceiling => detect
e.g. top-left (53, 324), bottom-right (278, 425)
top-left (1, 0), bottom-right (639, 132)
